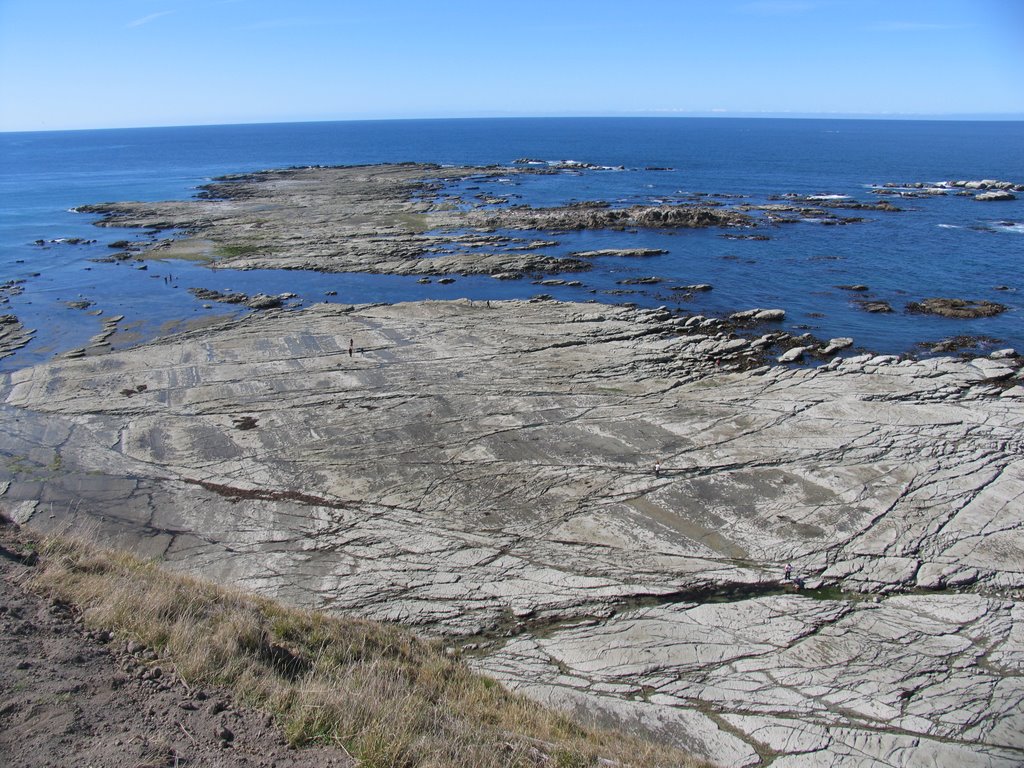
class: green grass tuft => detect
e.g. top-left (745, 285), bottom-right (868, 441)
top-left (214, 243), bottom-right (263, 258)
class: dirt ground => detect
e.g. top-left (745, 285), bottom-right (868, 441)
top-left (0, 519), bottom-right (354, 768)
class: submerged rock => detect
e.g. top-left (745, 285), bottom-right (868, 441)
top-left (856, 300), bottom-right (894, 313)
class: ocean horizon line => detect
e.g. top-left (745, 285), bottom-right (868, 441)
top-left (5, 111), bottom-right (1024, 136)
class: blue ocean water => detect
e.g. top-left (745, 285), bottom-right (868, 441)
top-left (1, 117), bottom-right (1022, 370)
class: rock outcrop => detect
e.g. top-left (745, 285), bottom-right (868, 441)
top-left (1, 299), bottom-right (1022, 766)
top-left (569, 248), bottom-right (668, 258)
top-left (976, 190), bottom-right (1017, 202)
top-left (907, 297), bottom-right (1008, 319)
top-left (879, 179), bottom-right (1024, 193)
top-left (74, 165), bottom-right (757, 277)
top-left (0, 315), bottom-right (33, 360)
top-left (477, 204), bottom-right (752, 231)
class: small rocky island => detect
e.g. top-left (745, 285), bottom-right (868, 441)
top-left (2, 164), bottom-right (1023, 767)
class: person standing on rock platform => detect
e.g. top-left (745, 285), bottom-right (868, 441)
top-left (654, 461), bottom-right (662, 477)
top-left (349, 338), bottom-right (354, 357)
top-left (784, 563), bottom-right (792, 581)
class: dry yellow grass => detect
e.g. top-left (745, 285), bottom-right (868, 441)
top-left (28, 532), bottom-right (712, 768)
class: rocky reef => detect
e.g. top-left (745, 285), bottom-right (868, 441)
top-left (874, 179), bottom-right (1022, 201)
top-left (72, 164), bottom-right (790, 277)
top-left (907, 297), bottom-right (1008, 318)
top-left (1, 299), bottom-right (1021, 766)
top-left (0, 315), bottom-right (33, 360)
top-left (472, 202), bottom-right (753, 231)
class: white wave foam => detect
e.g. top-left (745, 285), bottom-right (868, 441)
top-left (936, 224), bottom-right (961, 229)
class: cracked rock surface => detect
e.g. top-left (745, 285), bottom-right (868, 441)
top-left (1, 299), bottom-right (1022, 766)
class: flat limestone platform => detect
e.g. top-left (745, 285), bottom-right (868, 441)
top-left (1, 299), bottom-right (1022, 766)
top-left (77, 163), bottom-right (752, 277)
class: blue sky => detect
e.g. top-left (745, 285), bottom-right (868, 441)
top-left (1, 0), bottom-right (1022, 131)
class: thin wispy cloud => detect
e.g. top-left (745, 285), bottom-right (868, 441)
top-left (126, 11), bottom-right (174, 29)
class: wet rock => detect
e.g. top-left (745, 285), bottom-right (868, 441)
top-left (730, 308), bottom-right (785, 323)
top-left (570, 249), bottom-right (668, 258)
top-left (753, 308), bottom-right (785, 322)
top-left (189, 287), bottom-right (248, 304)
top-left (245, 294), bottom-right (283, 310)
top-left (0, 315), bottom-right (34, 361)
top-left (975, 190), bottom-right (1017, 202)
top-left (882, 178), bottom-right (1024, 193)
top-left (777, 346), bottom-right (807, 363)
top-left (719, 233), bottom-right (769, 241)
top-left (856, 300), bottom-right (893, 313)
top-left (821, 337), bottom-right (854, 355)
top-left (483, 202), bottom-right (749, 230)
top-left (907, 298), bottom-right (1007, 319)
top-left (617, 277), bottom-right (662, 285)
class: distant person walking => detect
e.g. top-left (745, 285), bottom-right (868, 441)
top-left (349, 338), bottom-right (354, 357)
top-left (653, 461), bottom-right (662, 477)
